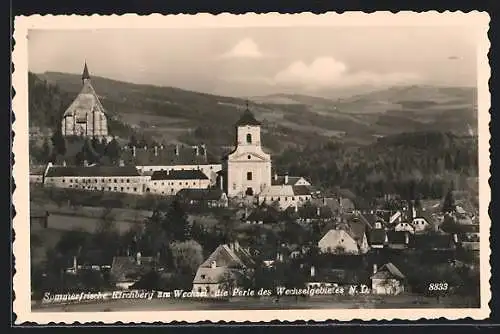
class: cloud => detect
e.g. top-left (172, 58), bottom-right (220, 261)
top-left (221, 38), bottom-right (264, 59)
top-left (274, 57), bottom-right (421, 90)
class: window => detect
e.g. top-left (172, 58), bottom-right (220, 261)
top-left (247, 172), bottom-right (252, 181)
top-left (247, 155), bottom-right (251, 160)
top-left (126, 179), bottom-right (130, 183)
top-left (246, 133), bottom-right (252, 144)
top-left (201, 274), bottom-right (206, 279)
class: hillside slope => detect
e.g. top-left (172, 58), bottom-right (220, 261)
top-left (35, 72), bottom-right (478, 152)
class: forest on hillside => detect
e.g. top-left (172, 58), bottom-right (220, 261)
top-left (275, 132), bottom-right (478, 202)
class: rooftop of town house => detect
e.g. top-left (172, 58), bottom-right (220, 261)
top-left (150, 169), bottom-right (209, 181)
top-left (45, 165), bottom-right (141, 177)
top-left (371, 262), bottom-right (405, 280)
top-left (120, 144), bottom-right (219, 166)
top-left (176, 188), bottom-right (225, 201)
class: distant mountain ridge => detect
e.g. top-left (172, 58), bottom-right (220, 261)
top-left (34, 71), bottom-right (478, 153)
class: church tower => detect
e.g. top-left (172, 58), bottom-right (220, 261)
top-left (61, 62), bottom-right (109, 139)
top-left (225, 104), bottom-right (271, 198)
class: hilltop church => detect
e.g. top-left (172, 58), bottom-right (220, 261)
top-left (61, 62), bottom-right (109, 139)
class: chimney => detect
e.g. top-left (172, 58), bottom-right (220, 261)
top-left (201, 144), bottom-right (207, 155)
top-left (405, 232), bottom-right (409, 244)
top-left (175, 145), bottom-right (179, 156)
top-left (453, 233), bottom-right (459, 244)
top-left (160, 144), bottom-right (164, 150)
top-left (83, 160), bottom-right (88, 167)
top-left (294, 205), bottom-right (298, 213)
top-left (412, 206), bottom-right (416, 219)
top-left (372, 264), bottom-right (378, 274)
top-left (316, 206), bottom-right (321, 217)
top-left (132, 146), bottom-right (136, 157)
top-left (220, 175), bottom-right (224, 191)
top-left (310, 265), bottom-right (315, 277)
top-left (284, 173), bottom-right (289, 184)
top-left (62, 160), bottom-right (67, 167)
top-left (274, 173), bottom-right (278, 181)
top-left (119, 159), bottom-right (124, 167)
top-left (136, 252), bottom-right (142, 265)
top-left (73, 256), bottom-right (78, 273)
top-left (323, 197), bottom-right (326, 205)
top-left (154, 146), bottom-right (158, 157)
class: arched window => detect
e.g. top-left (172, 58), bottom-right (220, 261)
top-left (246, 133), bottom-right (252, 144)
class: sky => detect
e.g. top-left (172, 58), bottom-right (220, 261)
top-left (28, 26), bottom-right (479, 98)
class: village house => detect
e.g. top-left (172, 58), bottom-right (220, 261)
top-left (411, 233), bottom-right (458, 252)
top-left (244, 205), bottom-right (280, 225)
top-left (29, 165), bottom-right (47, 184)
top-left (310, 196), bottom-right (355, 216)
top-left (258, 184), bottom-right (313, 210)
top-left (120, 143), bottom-right (222, 185)
top-left (145, 169), bottom-right (211, 195)
top-left (318, 227), bottom-right (370, 255)
top-left (394, 221), bottom-right (415, 234)
top-left (192, 241), bottom-right (255, 298)
top-left (368, 228), bottom-right (389, 249)
top-left (370, 263), bottom-right (406, 295)
top-left (43, 163), bottom-right (145, 194)
top-left (271, 173), bottom-right (311, 187)
top-left (307, 255), bottom-right (370, 289)
top-left (386, 231), bottom-right (411, 250)
top-left (457, 224), bottom-right (480, 251)
top-left (176, 188), bottom-right (229, 208)
top-left (110, 252), bottom-right (156, 289)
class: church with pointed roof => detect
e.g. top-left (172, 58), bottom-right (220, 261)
top-left (61, 62), bottom-right (109, 139)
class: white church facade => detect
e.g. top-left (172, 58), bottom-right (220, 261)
top-left (223, 108), bottom-right (272, 197)
top-left (222, 107), bottom-right (314, 209)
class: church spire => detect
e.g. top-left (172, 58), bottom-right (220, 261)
top-left (235, 101), bottom-right (261, 127)
top-left (82, 62), bottom-right (90, 82)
